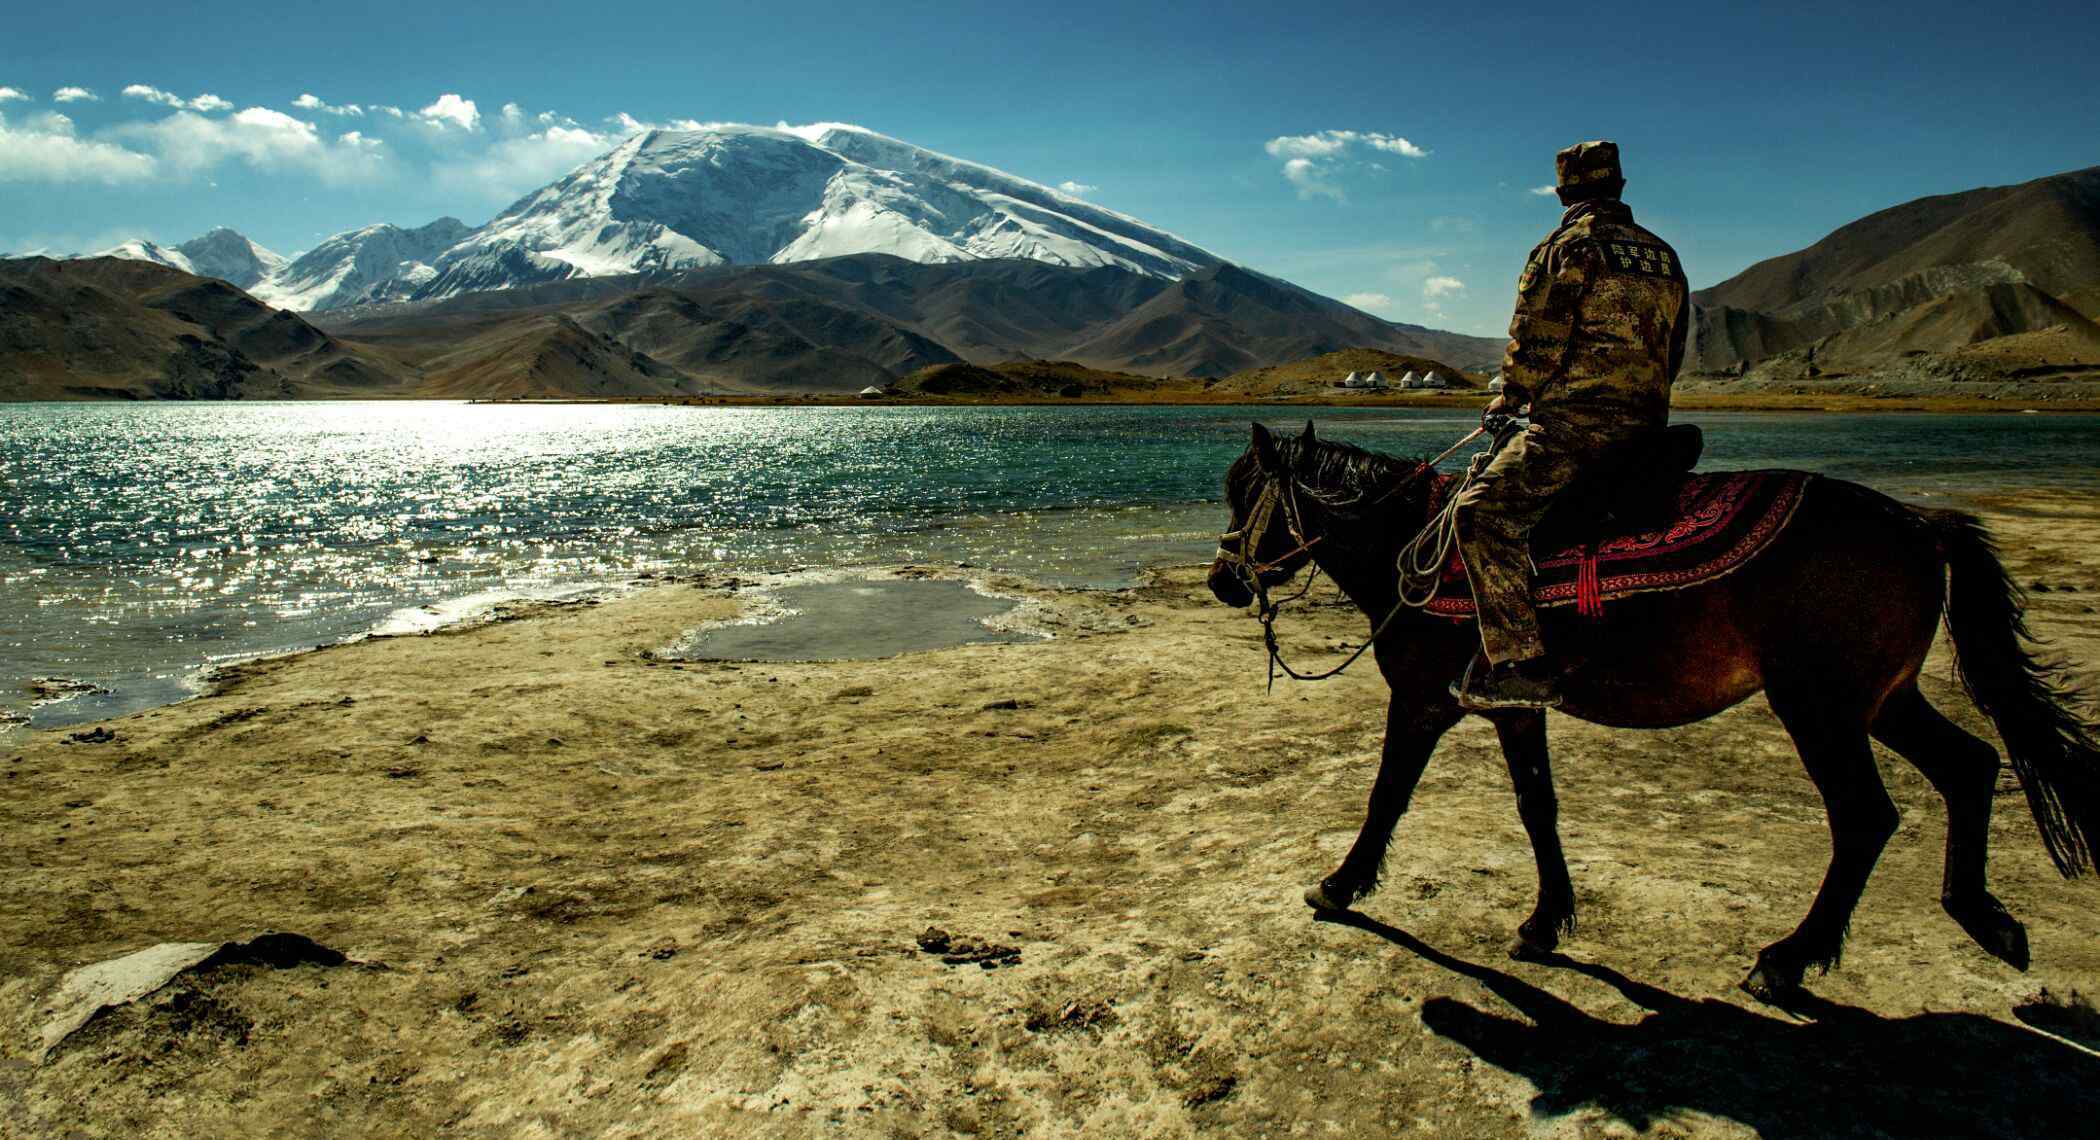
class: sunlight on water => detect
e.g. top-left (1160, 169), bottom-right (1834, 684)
top-left (2, 401), bottom-right (2097, 727)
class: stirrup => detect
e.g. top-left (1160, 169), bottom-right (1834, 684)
top-left (1450, 656), bottom-right (1564, 710)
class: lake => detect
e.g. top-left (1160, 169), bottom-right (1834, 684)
top-left (3, 402), bottom-right (2097, 727)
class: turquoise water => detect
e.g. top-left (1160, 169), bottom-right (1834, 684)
top-left (3, 402), bottom-right (2097, 727)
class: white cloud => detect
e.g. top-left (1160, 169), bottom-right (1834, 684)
top-left (0, 87), bottom-right (32, 103)
top-left (1057, 180), bottom-right (1097, 197)
top-left (1280, 156), bottom-right (1342, 201)
top-left (114, 106), bottom-right (388, 183)
top-left (500, 102), bottom-right (524, 128)
top-left (373, 105), bottom-right (405, 118)
top-left (1343, 291), bottom-right (1396, 314)
top-left (417, 93), bottom-right (480, 130)
top-left (1264, 129), bottom-right (1427, 200)
top-left (122, 84), bottom-right (232, 113)
top-left (1423, 275), bottom-right (1466, 299)
top-left (612, 111), bottom-right (648, 136)
top-left (1530, 185), bottom-right (1558, 196)
top-left (294, 93), bottom-right (364, 117)
top-left (52, 86), bottom-right (98, 103)
top-left (0, 109), bottom-right (157, 184)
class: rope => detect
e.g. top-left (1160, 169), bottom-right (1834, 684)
top-left (1236, 418), bottom-right (1517, 689)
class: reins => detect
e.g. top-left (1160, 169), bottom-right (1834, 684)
top-left (1220, 419), bottom-right (1513, 690)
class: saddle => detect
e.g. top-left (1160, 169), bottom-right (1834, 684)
top-left (1427, 425), bottom-right (1813, 621)
top-left (1531, 423), bottom-right (1705, 552)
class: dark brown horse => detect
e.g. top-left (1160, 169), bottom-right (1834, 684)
top-left (1209, 421), bottom-right (2099, 1003)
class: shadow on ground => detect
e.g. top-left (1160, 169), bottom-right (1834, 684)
top-left (1317, 911), bottom-right (2100, 1137)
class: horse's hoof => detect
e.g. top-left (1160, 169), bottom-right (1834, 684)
top-left (1304, 883), bottom-right (1351, 913)
top-left (1507, 937), bottom-right (1555, 963)
top-left (1946, 895), bottom-right (2031, 970)
top-left (1739, 960), bottom-right (1806, 1007)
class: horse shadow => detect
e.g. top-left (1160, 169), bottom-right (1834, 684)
top-left (1315, 910), bottom-right (2100, 1137)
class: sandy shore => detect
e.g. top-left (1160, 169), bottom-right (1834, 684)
top-left (5, 493), bottom-right (2100, 1137)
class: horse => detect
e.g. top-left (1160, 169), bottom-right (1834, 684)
top-left (1208, 420), bottom-right (2100, 1003)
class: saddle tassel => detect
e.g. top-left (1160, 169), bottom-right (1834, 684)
top-left (1576, 545), bottom-right (1604, 619)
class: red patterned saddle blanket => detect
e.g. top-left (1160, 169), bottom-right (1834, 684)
top-left (1423, 469), bottom-right (1814, 620)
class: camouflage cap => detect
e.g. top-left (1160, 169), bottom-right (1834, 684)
top-left (1555, 140), bottom-right (1622, 189)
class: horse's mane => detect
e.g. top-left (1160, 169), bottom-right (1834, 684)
top-left (1274, 437), bottom-right (1423, 507)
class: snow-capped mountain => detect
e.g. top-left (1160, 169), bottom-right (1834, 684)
top-left (250, 218), bottom-right (473, 311)
top-left (96, 230), bottom-right (286, 290)
top-left (97, 238), bottom-right (195, 274)
top-left (177, 227), bottom-right (288, 290)
top-left (86, 123), bottom-right (1226, 311)
top-left (414, 124), bottom-right (1223, 304)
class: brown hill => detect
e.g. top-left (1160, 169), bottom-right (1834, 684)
top-left (890, 359), bottom-right (1180, 399)
top-left (414, 315), bottom-right (702, 399)
top-left (1810, 282), bottom-right (2100, 370)
top-left (1207, 348), bottom-right (1483, 398)
top-left (324, 256), bottom-right (1506, 388)
top-left (1691, 165), bottom-right (2100, 378)
top-left (0, 257), bottom-right (413, 399)
top-left (2, 253), bottom-right (1506, 399)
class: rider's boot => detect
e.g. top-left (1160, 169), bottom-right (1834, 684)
top-left (1451, 653), bottom-right (1564, 710)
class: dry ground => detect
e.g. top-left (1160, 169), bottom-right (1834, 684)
top-left (4, 494), bottom-right (2100, 1137)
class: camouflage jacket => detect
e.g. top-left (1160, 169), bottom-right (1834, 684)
top-left (1499, 199), bottom-right (1689, 434)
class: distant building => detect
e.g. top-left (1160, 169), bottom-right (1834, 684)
top-left (857, 385), bottom-right (887, 398)
top-left (1420, 371), bottom-right (1450, 389)
top-left (1488, 375), bottom-right (1506, 392)
top-left (1338, 370), bottom-right (1388, 389)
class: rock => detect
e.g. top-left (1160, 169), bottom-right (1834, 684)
top-left (982, 699), bottom-right (1022, 711)
top-left (24, 677), bottom-right (109, 705)
top-left (39, 932), bottom-right (352, 1058)
top-left (64, 727), bottom-right (115, 745)
top-left (915, 927), bottom-right (1021, 967)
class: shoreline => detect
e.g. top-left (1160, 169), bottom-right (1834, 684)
top-left (4, 490), bottom-right (2099, 1135)
top-left (463, 392), bottom-right (2100, 413)
top-left (10, 393), bottom-right (2100, 413)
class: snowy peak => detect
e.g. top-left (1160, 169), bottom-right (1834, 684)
top-left (96, 230), bottom-right (285, 290)
top-left (97, 239), bottom-right (195, 274)
top-left (74, 123), bottom-right (1228, 311)
top-left (252, 218), bottom-right (472, 311)
top-left (175, 228), bottom-right (286, 290)
top-left (410, 122), bottom-right (1222, 308)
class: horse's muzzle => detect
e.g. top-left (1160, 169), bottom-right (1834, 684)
top-left (1208, 559), bottom-right (1254, 607)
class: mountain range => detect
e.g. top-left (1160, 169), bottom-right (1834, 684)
top-left (96, 124), bottom-right (1234, 314)
top-left (0, 121), bottom-right (1502, 397)
top-left (1691, 164), bottom-right (2100, 384)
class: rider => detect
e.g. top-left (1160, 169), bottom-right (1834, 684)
top-left (1451, 139), bottom-right (1690, 710)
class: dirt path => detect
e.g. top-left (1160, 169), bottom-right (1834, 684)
top-left (4, 494), bottom-right (2100, 1138)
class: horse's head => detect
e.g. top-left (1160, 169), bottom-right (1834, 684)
top-left (1209, 421), bottom-right (1322, 607)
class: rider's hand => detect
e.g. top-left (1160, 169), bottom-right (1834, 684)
top-left (1482, 393), bottom-right (1509, 423)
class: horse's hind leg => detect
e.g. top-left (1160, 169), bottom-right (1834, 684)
top-left (1743, 686), bottom-right (1900, 1004)
top-left (1492, 711), bottom-right (1575, 961)
top-left (1871, 684), bottom-right (2029, 969)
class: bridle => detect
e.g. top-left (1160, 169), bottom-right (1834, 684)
top-left (1216, 421), bottom-right (1499, 690)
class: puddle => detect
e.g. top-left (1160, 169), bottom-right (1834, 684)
top-left (671, 578), bottom-right (1043, 662)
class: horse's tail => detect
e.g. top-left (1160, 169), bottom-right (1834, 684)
top-left (1933, 509), bottom-right (2100, 877)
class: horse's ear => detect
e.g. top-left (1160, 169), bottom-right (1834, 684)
top-left (1251, 422), bottom-right (1280, 471)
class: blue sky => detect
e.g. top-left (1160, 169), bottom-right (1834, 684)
top-left (2, 0), bottom-right (2094, 335)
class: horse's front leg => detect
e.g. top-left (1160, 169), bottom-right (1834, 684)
top-left (1305, 696), bottom-right (1462, 912)
top-left (1490, 710), bottom-right (1576, 960)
